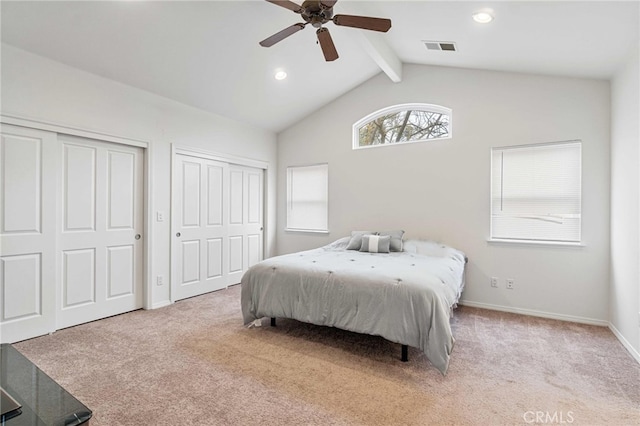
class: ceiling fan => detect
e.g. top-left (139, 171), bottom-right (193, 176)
top-left (259, 0), bottom-right (392, 62)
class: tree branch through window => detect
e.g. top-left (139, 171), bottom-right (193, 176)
top-left (355, 104), bottom-right (451, 148)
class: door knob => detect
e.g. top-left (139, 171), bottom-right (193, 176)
top-left (260, 227), bottom-right (263, 231)
top-left (135, 234), bottom-right (141, 240)
top-left (176, 232), bottom-right (181, 237)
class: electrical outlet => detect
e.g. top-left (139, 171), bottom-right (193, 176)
top-left (156, 275), bottom-right (164, 286)
top-left (156, 211), bottom-right (164, 222)
top-left (506, 278), bottom-right (515, 289)
top-left (491, 277), bottom-right (499, 288)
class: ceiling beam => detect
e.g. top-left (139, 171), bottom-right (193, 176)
top-left (356, 31), bottom-right (402, 83)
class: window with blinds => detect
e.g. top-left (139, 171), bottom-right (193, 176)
top-left (490, 141), bottom-right (582, 243)
top-left (286, 164), bottom-right (328, 233)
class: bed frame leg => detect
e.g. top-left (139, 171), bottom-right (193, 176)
top-left (401, 345), bottom-right (408, 362)
top-left (270, 317), bottom-right (276, 327)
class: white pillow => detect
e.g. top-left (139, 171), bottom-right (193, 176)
top-left (403, 239), bottom-right (466, 263)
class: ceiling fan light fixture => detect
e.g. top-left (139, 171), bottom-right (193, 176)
top-left (274, 70), bottom-right (288, 80)
top-left (472, 9), bottom-right (494, 24)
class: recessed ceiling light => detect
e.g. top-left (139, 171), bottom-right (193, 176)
top-left (274, 70), bottom-right (287, 80)
top-left (472, 9), bottom-right (494, 24)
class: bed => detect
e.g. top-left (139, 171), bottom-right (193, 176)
top-left (240, 235), bottom-right (467, 375)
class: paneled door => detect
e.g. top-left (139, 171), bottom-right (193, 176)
top-left (57, 135), bottom-right (144, 329)
top-left (0, 125), bottom-right (57, 343)
top-left (172, 153), bottom-right (264, 301)
top-left (228, 165), bottom-right (264, 285)
top-left (173, 155), bottom-right (229, 300)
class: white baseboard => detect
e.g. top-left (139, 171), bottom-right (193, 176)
top-left (608, 322), bottom-right (640, 364)
top-left (458, 300), bottom-right (609, 326)
top-left (458, 300), bottom-right (640, 364)
top-left (150, 300), bottom-right (173, 309)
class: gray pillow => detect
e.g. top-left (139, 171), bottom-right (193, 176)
top-left (378, 230), bottom-right (405, 252)
top-left (359, 235), bottom-right (391, 253)
top-left (346, 231), bottom-right (376, 250)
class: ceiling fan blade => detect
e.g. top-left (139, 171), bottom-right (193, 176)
top-left (259, 23), bottom-right (306, 47)
top-left (265, 0), bottom-right (303, 13)
top-left (333, 14), bottom-right (392, 32)
top-left (319, 0), bottom-right (338, 8)
top-left (316, 27), bottom-right (338, 62)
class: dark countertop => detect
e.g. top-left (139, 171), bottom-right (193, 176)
top-left (1, 344), bottom-right (91, 425)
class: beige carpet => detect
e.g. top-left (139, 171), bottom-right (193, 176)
top-left (14, 285), bottom-right (640, 426)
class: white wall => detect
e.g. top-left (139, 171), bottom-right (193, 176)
top-left (610, 45), bottom-right (640, 359)
top-left (1, 44), bottom-right (278, 308)
top-left (277, 64), bottom-right (611, 324)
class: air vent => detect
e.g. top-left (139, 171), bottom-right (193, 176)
top-left (423, 41), bottom-right (457, 52)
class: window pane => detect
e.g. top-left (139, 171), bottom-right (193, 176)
top-left (491, 141), bottom-right (581, 242)
top-left (354, 104), bottom-right (451, 149)
top-left (286, 164), bottom-right (328, 232)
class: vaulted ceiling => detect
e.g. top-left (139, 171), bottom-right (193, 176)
top-left (1, 1), bottom-right (638, 133)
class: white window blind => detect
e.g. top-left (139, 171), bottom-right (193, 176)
top-left (286, 164), bottom-right (328, 232)
top-left (491, 141), bottom-right (582, 243)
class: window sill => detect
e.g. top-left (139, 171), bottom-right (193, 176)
top-left (285, 228), bottom-right (330, 235)
top-left (487, 238), bottom-right (584, 247)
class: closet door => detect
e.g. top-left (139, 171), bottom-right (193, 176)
top-left (57, 135), bottom-right (144, 329)
top-left (227, 165), bottom-right (264, 285)
top-left (0, 125), bottom-right (57, 343)
top-left (172, 153), bottom-right (264, 301)
top-left (173, 155), bottom-right (229, 300)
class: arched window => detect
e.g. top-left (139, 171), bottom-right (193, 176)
top-left (353, 103), bottom-right (452, 149)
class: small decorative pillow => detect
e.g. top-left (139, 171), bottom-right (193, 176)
top-left (378, 230), bottom-right (405, 252)
top-left (359, 235), bottom-right (391, 253)
top-left (346, 231), bottom-right (376, 250)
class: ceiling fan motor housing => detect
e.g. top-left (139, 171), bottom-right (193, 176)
top-left (301, 0), bottom-right (334, 28)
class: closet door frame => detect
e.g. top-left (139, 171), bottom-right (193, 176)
top-left (0, 114), bottom-right (153, 312)
top-left (170, 145), bottom-right (268, 303)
